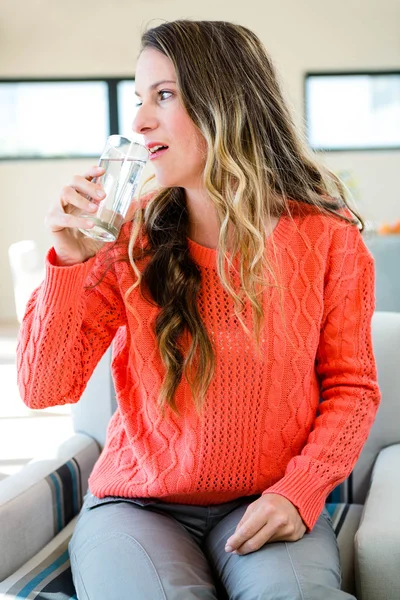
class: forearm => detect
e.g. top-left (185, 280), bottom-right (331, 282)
top-left (17, 249), bottom-right (121, 408)
top-left (264, 230), bottom-right (381, 530)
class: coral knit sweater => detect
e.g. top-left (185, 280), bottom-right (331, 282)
top-left (17, 203), bottom-right (381, 531)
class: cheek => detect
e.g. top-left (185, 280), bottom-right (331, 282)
top-left (171, 112), bottom-right (206, 158)
top-left (182, 129), bottom-right (207, 169)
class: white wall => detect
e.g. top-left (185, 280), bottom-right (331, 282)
top-left (1, 0), bottom-right (399, 320)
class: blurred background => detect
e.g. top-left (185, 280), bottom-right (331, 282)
top-left (0, 0), bottom-right (399, 477)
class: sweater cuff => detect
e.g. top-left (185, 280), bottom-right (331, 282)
top-left (41, 248), bottom-right (97, 307)
top-left (262, 468), bottom-right (331, 531)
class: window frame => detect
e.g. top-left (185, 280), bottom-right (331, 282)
top-left (304, 70), bottom-right (400, 152)
top-left (0, 76), bottom-right (135, 161)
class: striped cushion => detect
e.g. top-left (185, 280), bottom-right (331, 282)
top-left (0, 434), bottom-right (100, 583)
top-left (0, 518), bottom-right (77, 599)
top-left (46, 459), bottom-right (83, 535)
top-left (0, 503), bottom-right (362, 598)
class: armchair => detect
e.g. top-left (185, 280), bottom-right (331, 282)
top-left (0, 311), bottom-right (399, 599)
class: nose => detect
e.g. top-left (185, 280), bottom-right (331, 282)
top-left (132, 103), bottom-right (158, 135)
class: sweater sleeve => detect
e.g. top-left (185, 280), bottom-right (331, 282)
top-left (17, 246), bottom-right (126, 409)
top-left (262, 222), bottom-right (381, 530)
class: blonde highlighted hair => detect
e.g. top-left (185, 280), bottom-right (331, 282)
top-left (125, 20), bottom-right (362, 414)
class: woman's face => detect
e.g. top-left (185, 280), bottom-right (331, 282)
top-left (133, 48), bottom-right (207, 190)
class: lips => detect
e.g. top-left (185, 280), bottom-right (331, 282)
top-left (146, 142), bottom-right (168, 151)
top-left (146, 142), bottom-right (169, 160)
top-left (148, 147), bottom-right (168, 160)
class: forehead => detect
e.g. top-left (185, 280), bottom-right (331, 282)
top-left (135, 48), bottom-right (177, 94)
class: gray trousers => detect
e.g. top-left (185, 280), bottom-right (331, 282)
top-left (69, 492), bottom-right (356, 600)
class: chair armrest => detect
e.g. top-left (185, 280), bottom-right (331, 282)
top-left (355, 444), bottom-right (400, 600)
top-left (0, 433), bottom-right (100, 582)
top-left (0, 516), bottom-right (78, 595)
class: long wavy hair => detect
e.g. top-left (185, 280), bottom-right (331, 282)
top-left (124, 19), bottom-right (362, 414)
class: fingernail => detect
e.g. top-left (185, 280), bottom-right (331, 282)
top-left (225, 545), bottom-right (233, 553)
top-left (97, 190), bottom-right (106, 198)
top-left (89, 202), bottom-right (98, 210)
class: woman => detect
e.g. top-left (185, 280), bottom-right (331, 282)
top-left (17, 20), bottom-right (380, 600)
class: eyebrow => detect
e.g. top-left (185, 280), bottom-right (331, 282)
top-left (135, 79), bottom-right (177, 97)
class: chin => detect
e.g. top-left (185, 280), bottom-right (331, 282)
top-left (154, 173), bottom-right (182, 189)
top-left (154, 166), bottom-right (200, 190)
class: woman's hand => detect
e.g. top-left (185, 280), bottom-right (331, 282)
top-left (225, 493), bottom-right (307, 555)
top-left (45, 166), bottom-right (107, 266)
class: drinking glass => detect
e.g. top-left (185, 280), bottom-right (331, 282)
top-left (79, 135), bottom-right (148, 242)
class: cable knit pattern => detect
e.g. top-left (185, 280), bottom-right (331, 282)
top-left (17, 205), bottom-right (381, 530)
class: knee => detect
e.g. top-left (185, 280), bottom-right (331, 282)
top-left (69, 531), bottom-right (166, 600)
top-left (222, 555), bottom-right (304, 600)
top-left (254, 581), bottom-right (303, 600)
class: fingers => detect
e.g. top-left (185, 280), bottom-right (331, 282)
top-left (60, 172), bottom-right (106, 211)
top-left (234, 515), bottom-right (298, 555)
top-left (82, 165), bottom-right (106, 181)
top-left (46, 191), bottom-right (96, 234)
top-left (45, 210), bottom-right (96, 235)
top-left (226, 512), bottom-right (297, 556)
top-left (59, 184), bottom-right (98, 214)
top-left (234, 522), bottom-right (274, 554)
top-left (45, 165), bottom-right (109, 264)
top-left (224, 495), bottom-right (307, 556)
top-left (46, 166), bottom-right (106, 234)
top-left (225, 507), bottom-right (265, 552)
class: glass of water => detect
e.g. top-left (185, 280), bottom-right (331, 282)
top-left (79, 135), bottom-right (149, 242)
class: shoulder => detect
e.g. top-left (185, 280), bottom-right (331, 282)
top-left (285, 199), bottom-right (368, 254)
top-left (281, 203), bottom-right (375, 312)
top-left (279, 201), bottom-right (374, 290)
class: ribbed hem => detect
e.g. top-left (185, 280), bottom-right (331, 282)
top-left (262, 468), bottom-right (331, 531)
top-left (41, 248), bottom-right (97, 307)
top-left (187, 214), bottom-right (295, 269)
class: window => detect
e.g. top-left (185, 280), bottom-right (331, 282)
top-left (0, 78), bottom-right (138, 159)
top-left (305, 71), bottom-right (400, 151)
top-left (117, 80), bottom-right (140, 141)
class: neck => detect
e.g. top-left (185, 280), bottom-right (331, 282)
top-left (184, 187), bottom-right (280, 250)
top-left (185, 187), bottom-right (220, 249)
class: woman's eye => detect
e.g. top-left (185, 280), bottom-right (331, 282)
top-left (158, 90), bottom-right (173, 101)
top-left (134, 90), bottom-right (173, 108)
